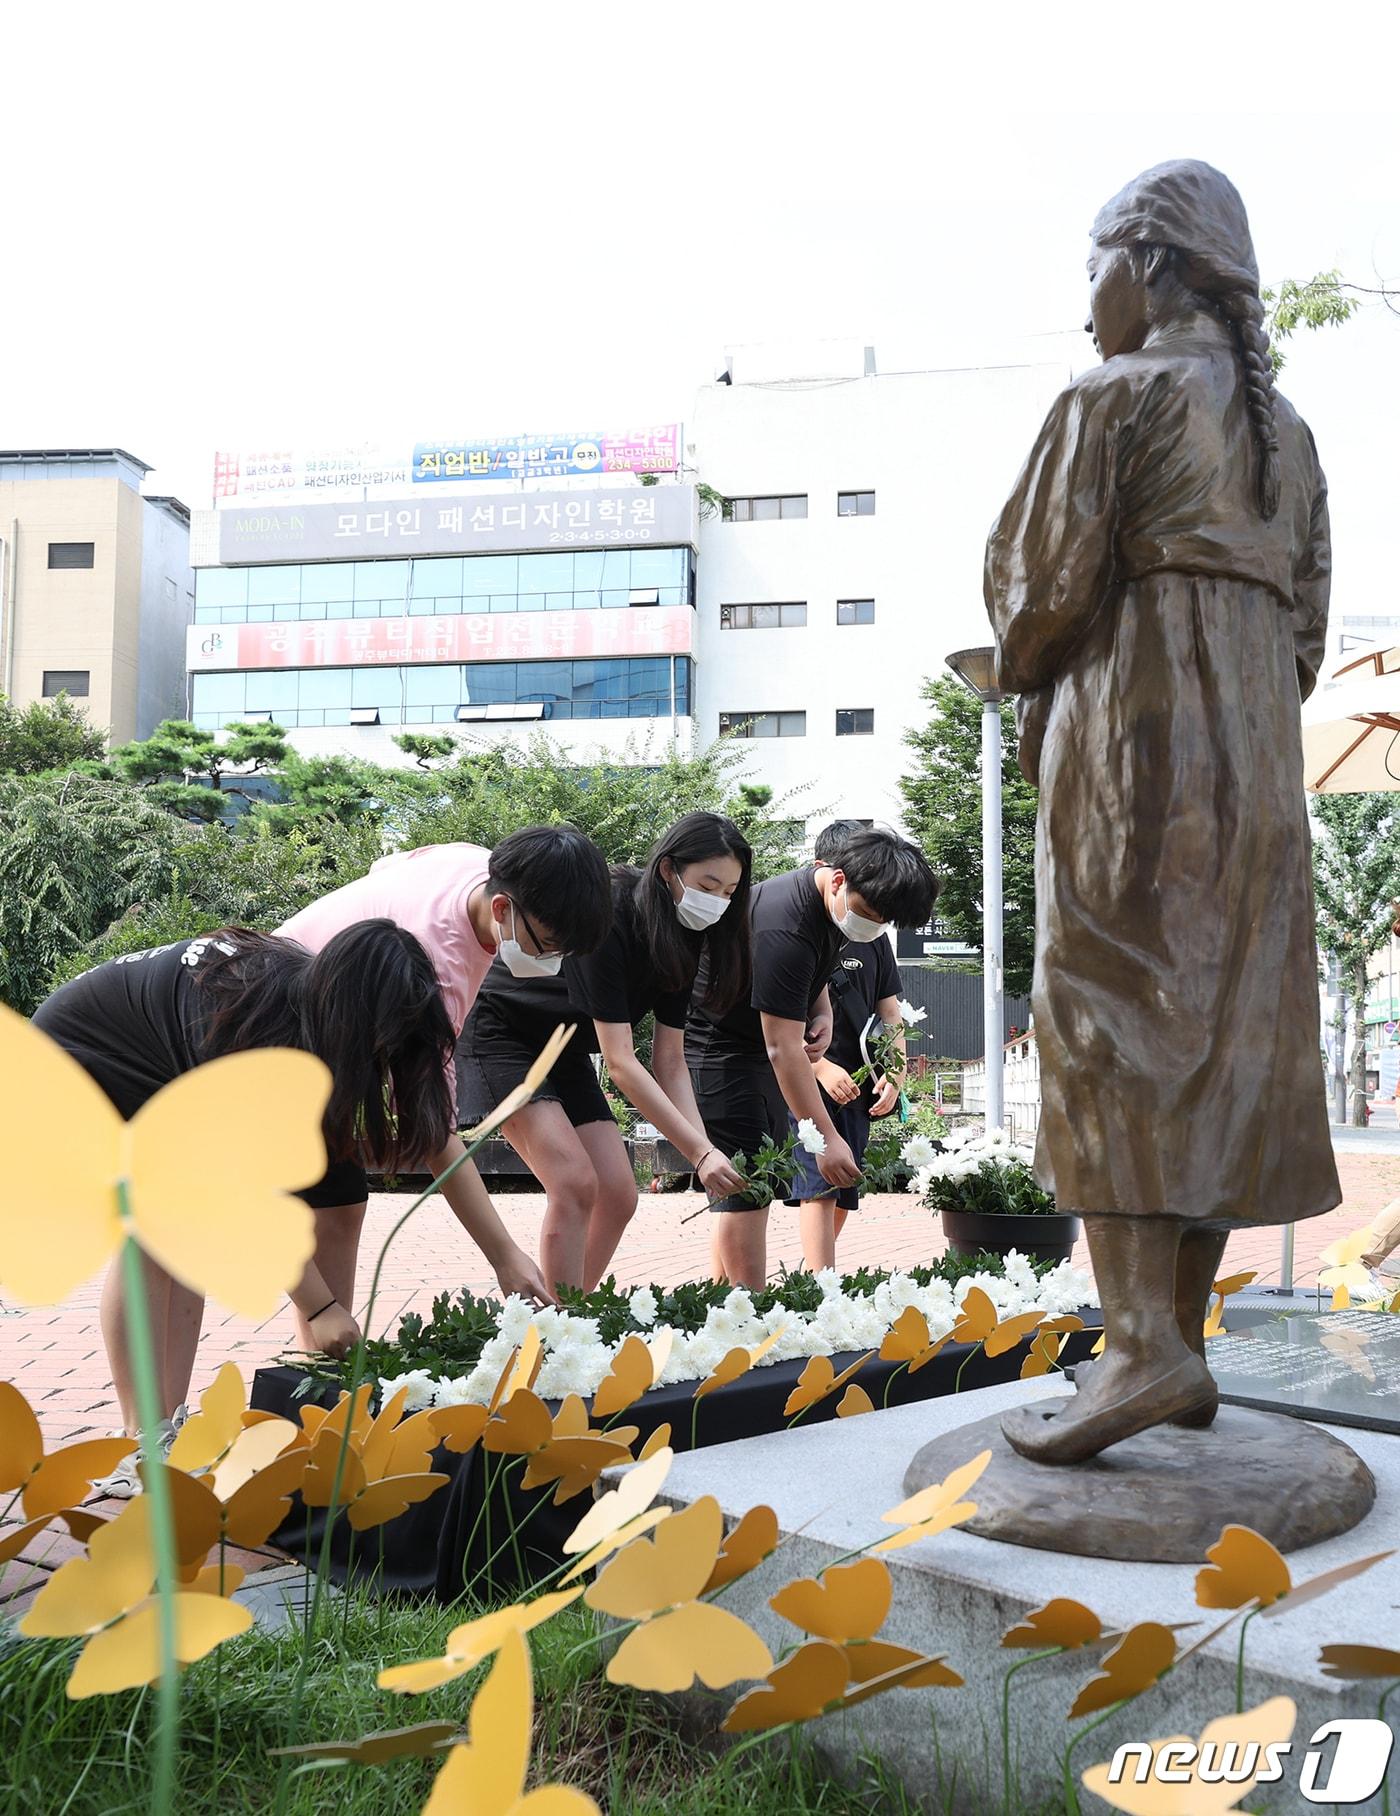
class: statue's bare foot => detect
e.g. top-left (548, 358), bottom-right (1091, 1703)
top-left (1001, 1350), bottom-right (1215, 1464)
top-left (1067, 1355), bottom-right (1219, 1429)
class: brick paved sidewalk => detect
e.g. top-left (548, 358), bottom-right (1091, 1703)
top-left (2, 1152), bottom-right (1396, 1616)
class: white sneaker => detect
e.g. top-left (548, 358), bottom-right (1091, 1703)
top-left (93, 1450), bottom-right (143, 1499)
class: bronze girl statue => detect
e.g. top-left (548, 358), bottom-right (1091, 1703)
top-left (986, 160), bottom-right (1340, 1464)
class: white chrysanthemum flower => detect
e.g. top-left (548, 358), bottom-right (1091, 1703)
top-left (431, 1374), bottom-right (478, 1407)
top-left (901, 1134), bottom-right (940, 1169)
top-left (723, 1287), bottom-right (756, 1323)
top-left (380, 1369), bottom-right (437, 1413)
top-left (896, 999), bottom-right (927, 1025)
top-left (463, 1361), bottom-right (501, 1404)
top-left (797, 1119), bottom-right (827, 1155)
top-left (495, 1295), bottom-right (534, 1345)
top-left (628, 1286), bottom-right (659, 1327)
top-left (815, 1267), bottom-right (843, 1299)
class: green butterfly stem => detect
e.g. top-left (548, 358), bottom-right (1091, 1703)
top-left (116, 1205), bottom-right (180, 1816)
top-left (1235, 1606), bottom-right (1260, 1712)
top-left (274, 1143), bottom-right (473, 1815)
top-left (1001, 1649), bottom-right (1061, 1810)
top-left (1061, 1700), bottom-right (1133, 1816)
top-left (882, 1359), bottom-right (910, 1410)
top-left (953, 1341), bottom-right (985, 1394)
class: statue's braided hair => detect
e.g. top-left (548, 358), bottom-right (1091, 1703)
top-left (1209, 281), bottom-right (1281, 520)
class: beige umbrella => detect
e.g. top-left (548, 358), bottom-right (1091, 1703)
top-left (1302, 647), bottom-right (1400, 794)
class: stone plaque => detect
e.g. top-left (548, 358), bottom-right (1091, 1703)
top-left (1210, 1310), bottom-right (1400, 1435)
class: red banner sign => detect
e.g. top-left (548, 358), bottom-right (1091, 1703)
top-left (187, 606), bottom-right (694, 672)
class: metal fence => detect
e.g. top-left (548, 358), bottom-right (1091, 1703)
top-left (895, 964), bottom-right (1031, 1063)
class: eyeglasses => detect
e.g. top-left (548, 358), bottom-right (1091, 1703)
top-left (511, 900), bottom-right (566, 960)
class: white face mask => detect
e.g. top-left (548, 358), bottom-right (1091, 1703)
top-left (675, 884), bottom-right (731, 932)
top-left (831, 880), bottom-right (887, 944)
top-left (497, 903), bottom-right (564, 979)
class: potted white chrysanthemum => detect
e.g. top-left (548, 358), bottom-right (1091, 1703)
top-left (904, 1128), bottom-right (1081, 1263)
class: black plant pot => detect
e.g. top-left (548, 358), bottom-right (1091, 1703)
top-left (940, 1208), bottom-right (1081, 1265)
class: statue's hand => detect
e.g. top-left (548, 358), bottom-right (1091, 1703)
top-left (1015, 687), bottom-right (1052, 789)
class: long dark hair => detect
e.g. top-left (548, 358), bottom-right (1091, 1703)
top-left (191, 922), bottom-right (456, 1169)
top-left (630, 811), bottom-right (753, 1015)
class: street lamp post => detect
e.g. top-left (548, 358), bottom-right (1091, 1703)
top-left (947, 647), bottom-right (1007, 1137)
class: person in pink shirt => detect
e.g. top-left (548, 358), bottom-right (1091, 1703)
top-left (277, 825), bottom-right (612, 1350)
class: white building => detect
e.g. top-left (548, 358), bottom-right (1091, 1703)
top-left (690, 342), bottom-right (1072, 837)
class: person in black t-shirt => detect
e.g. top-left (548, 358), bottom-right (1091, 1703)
top-left (686, 826), bottom-right (938, 1288)
top-left (785, 821), bottom-right (922, 1269)
top-left (458, 813), bottom-right (755, 1291)
top-left (30, 921), bottom-right (458, 1487)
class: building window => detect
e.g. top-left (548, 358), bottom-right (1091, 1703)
top-left (43, 669), bottom-right (89, 697)
top-left (724, 496), bottom-right (808, 522)
top-left (836, 599), bottom-right (875, 626)
top-left (837, 492), bottom-right (876, 517)
top-left (190, 657), bottom-right (692, 730)
top-left (721, 603), bottom-right (807, 629)
top-left (192, 547), bottom-right (695, 625)
top-left (47, 542), bottom-right (95, 569)
top-left (836, 708), bottom-right (875, 736)
top-left (718, 710), bottom-right (806, 739)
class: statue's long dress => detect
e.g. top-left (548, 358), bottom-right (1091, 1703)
top-left (985, 311), bottom-right (1341, 1226)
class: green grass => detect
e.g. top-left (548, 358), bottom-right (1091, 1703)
top-left (0, 1592), bottom-right (947, 1815)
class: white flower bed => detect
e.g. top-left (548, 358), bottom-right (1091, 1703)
top-left (378, 1250), bottom-right (1095, 1413)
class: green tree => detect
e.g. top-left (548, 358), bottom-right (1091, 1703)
top-left (1263, 270), bottom-right (1362, 370)
top-left (393, 731), bottom-right (458, 770)
top-left (108, 718), bottom-right (289, 820)
top-left (899, 674), bottom-right (1038, 998)
top-left (392, 731), bottom-right (810, 874)
top-left (0, 773), bottom-right (180, 1012)
top-left (1312, 793), bottom-right (1400, 1126)
top-left (0, 692), bottom-right (106, 775)
top-left (245, 748), bottom-right (431, 835)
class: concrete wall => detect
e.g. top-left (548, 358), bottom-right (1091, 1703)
top-left (137, 503), bottom-right (195, 735)
top-left (0, 475), bottom-right (127, 737)
top-left (282, 711), bottom-right (695, 769)
top-left (691, 360), bottom-right (1071, 838)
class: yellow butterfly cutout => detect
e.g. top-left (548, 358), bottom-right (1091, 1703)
top-left (1196, 1525), bottom-right (1394, 1624)
top-left (1068, 1623), bottom-right (1176, 1719)
top-left (271, 1720), bottom-right (461, 1764)
top-left (1021, 1330), bottom-right (1064, 1378)
top-left (646, 1328), bottom-right (675, 1381)
top-left (379, 1589), bottom-right (581, 1696)
top-left (458, 1023), bottom-right (577, 1146)
top-left (703, 1504), bottom-right (780, 1594)
top-left (484, 1389), bottom-right (555, 1458)
top-left (842, 1640), bottom-right (963, 1689)
top-left (561, 1447), bottom-right (673, 1558)
top-left (879, 1306), bottom-right (951, 1373)
top-left (721, 1640), bottom-right (848, 1732)
top-left (1080, 1695), bottom-right (1296, 1815)
top-left (504, 1325), bottom-right (545, 1401)
top-left (165, 1363), bottom-right (251, 1473)
top-left (0, 1008), bottom-right (329, 1316)
top-left (874, 1449), bottom-right (990, 1554)
top-left (0, 1380), bottom-right (135, 1521)
top-left (836, 1384), bottom-right (873, 1418)
top-left (585, 1496), bottom-right (773, 1691)
top-left (693, 1326), bottom-right (788, 1401)
top-left (19, 1495), bottom-right (251, 1699)
top-left (591, 1335), bottom-right (656, 1420)
top-left (639, 1423), bottom-right (673, 1460)
top-left (1319, 1228), bottom-right (1378, 1303)
top-left (520, 1435), bottom-right (634, 1506)
top-left (1001, 1597), bottom-right (1103, 1651)
top-left (1212, 1270), bottom-right (1257, 1298)
top-left (420, 1628), bottom-right (598, 1815)
top-left (1319, 1643), bottom-right (1400, 1681)
top-left (423, 1404), bottom-right (491, 1457)
top-left (559, 1508), bottom-right (673, 1586)
top-left (953, 1286), bottom-right (1046, 1357)
top-left (771, 1558), bottom-right (890, 1642)
top-left (783, 1352), bottom-right (874, 1418)
top-left (297, 1393), bottom-right (449, 1533)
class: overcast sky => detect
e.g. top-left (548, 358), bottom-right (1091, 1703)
top-left (6, 5), bottom-right (1396, 616)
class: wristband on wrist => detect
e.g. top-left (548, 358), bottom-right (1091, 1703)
top-left (306, 1296), bottom-right (338, 1323)
top-left (693, 1145), bottom-right (715, 1171)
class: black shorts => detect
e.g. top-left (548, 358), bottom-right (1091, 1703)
top-left (304, 1157), bottom-right (370, 1210)
top-left (690, 1057), bottom-right (789, 1214)
top-left (784, 1094), bottom-right (870, 1213)
top-left (456, 1035), bottom-right (613, 1132)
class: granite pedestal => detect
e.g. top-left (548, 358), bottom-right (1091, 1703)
top-left (656, 1378), bottom-right (1399, 1814)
